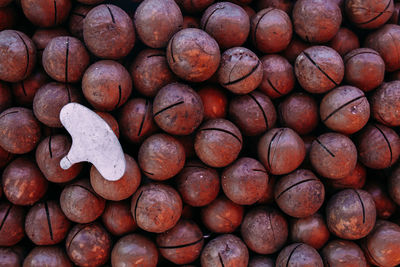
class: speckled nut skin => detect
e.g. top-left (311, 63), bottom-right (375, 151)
top-left (389, 166), bottom-right (400, 205)
top-left (310, 133), bottom-right (357, 179)
top-left (229, 91), bottom-right (276, 136)
top-left (111, 234), bottom-right (158, 267)
top-left (320, 85), bottom-right (370, 134)
top-left (292, 0), bottom-right (341, 43)
top-left (275, 169), bottom-right (325, 218)
top-left (327, 162), bottom-right (366, 190)
top-left (12, 70), bottom-right (49, 107)
top-left (33, 83), bottom-right (81, 128)
top-left (364, 24), bottom-right (400, 72)
top-left (156, 220), bottom-right (204, 265)
top-left (0, 203), bottom-right (25, 246)
top-left (195, 119), bottom-right (242, 168)
top-left (201, 196), bottom-right (244, 233)
top-left (197, 85), bottom-right (228, 120)
top-left (66, 223), bottom-right (111, 267)
top-left (371, 81), bottom-right (400, 126)
top-left (138, 134), bottom-right (185, 180)
top-left (68, 5), bottom-right (93, 40)
top-left (166, 28), bottom-right (220, 82)
top-left (290, 213), bottom-right (330, 250)
top-left (295, 46), bottom-right (344, 94)
top-left (222, 157), bottom-right (268, 205)
top-left (102, 201), bottom-right (137, 236)
top-left (249, 256), bottom-right (275, 267)
top-left (276, 243), bottom-right (324, 267)
top-left (25, 201), bottom-right (70, 245)
top-left (90, 154), bottom-right (141, 201)
top-left (279, 92), bottom-right (318, 135)
top-left (0, 30), bottom-right (36, 82)
top-left (21, 0), bottom-right (71, 27)
top-left (251, 8), bottom-right (292, 53)
top-left (82, 60), bottom-right (132, 111)
top-left (282, 36), bottom-right (310, 64)
top-left (346, 0), bottom-right (394, 29)
top-left (0, 82), bottom-right (11, 113)
top-left (258, 128), bottom-right (305, 175)
top-left (42, 36), bottom-right (89, 83)
top-left (364, 179), bottom-right (396, 219)
top-left (176, 161), bottom-right (220, 207)
top-left (328, 27), bottom-right (360, 57)
top-left (344, 48), bottom-right (385, 92)
top-left (23, 246), bottom-right (73, 267)
top-left (130, 49), bottom-right (177, 97)
top-left (201, 2), bottom-right (250, 49)
top-left (241, 206), bottom-right (288, 254)
top-left (2, 157), bottom-right (48, 206)
top-left (134, 0), bottom-right (182, 48)
top-left (200, 234), bottom-right (249, 267)
top-left (259, 55), bottom-right (295, 99)
top-left (326, 189), bottom-right (376, 240)
top-left (153, 83), bottom-right (204, 135)
top-left (60, 179), bottom-right (105, 223)
top-left (362, 220), bottom-right (400, 267)
top-left (83, 4), bottom-right (135, 59)
top-left (218, 47), bottom-right (262, 94)
top-left (356, 123), bottom-right (400, 169)
top-left (322, 240), bottom-right (366, 267)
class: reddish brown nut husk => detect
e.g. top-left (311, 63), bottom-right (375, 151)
top-left (0, 202), bottom-right (25, 246)
top-left (322, 240), bottom-right (366, 267)
top-left (371, 80), bottom-right (400, 127)
top-left (345, 0), bottom-right (394, 29)
top-left (21, 0), bottom-right (72, 27)
top-left (101, 201), bottom-right (137, 236)
top-left (276, 243), bottom-right (323, 267)
top-left (328, 27), bottom-right (360, 57)
top-left (23, 246), bottom-right (73, 267)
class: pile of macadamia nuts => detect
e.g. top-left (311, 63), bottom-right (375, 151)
top-left (1, 0), bottom-right (400, 266)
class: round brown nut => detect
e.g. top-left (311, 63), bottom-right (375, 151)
top-left (241, 206), bottom-right (288, 254)
top-left (66, 223), bottom-right (111, 267)
top-left (282, 36), bottom-right (310, 64)
top-left (153, 83), bottom-right (204, 135)
top-left (0, 202), bottom-right (25, 246)
top-left (320, 85), bottom-right (370, 134)
top-left (201, 2), bottom-right (250, 49)
top-left (344, 48), bottom-right (385, 92)
top-left (258, 128), bottom-right (306, 175)
top-left (389, 165), bottom-right (400, 205)
top-left (362, 220), bottom-right (400, 267)
top-left (33, 82), bottom-right (81, 128)
top-left (0, 82), bottom-right (11, 113)
top-left (364, 24), bottom-right (400, 72)
top-left (218, 47), bottom-right (263, 94)
top-left (259, 54), bottom-right (295, 99)
top-left (134, 0), bottom-right (182, 48)
top-left (60, 179), bottom-right (105, 223)
top-left (156, 220), bottom-right (204, 265)
top-left (32, 27), bottom-right (69, 62)
top-left (326, 162), bottom-right (366, 190)
top-left (21, 0), bottom-right (71, 27)
top-left (131, 183), bottom-right (182, 233)
top-left (90, 154), bottom-right (141, 201)
top-left (322, 240), bottom-right (366, 267)
top-left (229, 91), bottom-right (277, 136)
top-left (176, 160), bottom-right (220, 207)
top-left (310, 133), bottom-right (357, 179)
top-left (276, 243), bottom-right (323, 267)
top-left (345, 0), bottom-right (394, 29)
top-left (195, 118), bottom-right (243, 168)
top-left (249, 256), bottom-right (275, 267)
top-left (83, 4), bottom-right (135, 59)
top-left (3, 157), bottom-right (48, 206)
top-left (111, 234), bottom-right (158, 267)
top-left (326, 189), bottom-right (376, 240)
top-left (278, 92), bottom-right (319, 135)
top-left (0, 30), bottom-right (36, 82)
top-left (295, 46), bottom-right (344, 94)
top-left (292, 0), bottom-right (342, 43)
top-left (356, 123), bottom-right (400, 169)
top-left (12, 69), bottom-right (49, 107)
top-left (222, 157), bottom-right (268, 205)
top-left (42, 36), bottom-right (89, 83)
top-left (68, 5), bottom-right (93, 40)
top-left (138, 133), bottom-right (185, 180)
top-left (371, 81), bottom-right (400, 126)
top-left (328, 27), bottom-right (360, 57)
top-left (25, 200), bottom-right (71, 245)
top-left (364, 179), bottom-right (396, 219)
top-left (274, 169), bottom-right (325, 218)
top-left (23, 246), bottom-right (73, 267)
top-left (82, 60), bottom-right (132, 111)
top-left (290, 213), bottom-right (330, 250)
top-left (166, 28), bottom-right (220, 82)
top-left (197, 85), bottom-right (228, 120)
top-left (130, 49), bottom-right (177, 97)
top-left (201, 195), bottom-right (244, 233)
top-left (201, 234), bottom-right (249, 267)
top-left (175, 0), bottom-right (214, 14)
top-left (0, 247), bottom-right (24, 267)
top-left (251, 8), bottom-right (292, 53)
top-left (101, 201), bottom-right (137, 236)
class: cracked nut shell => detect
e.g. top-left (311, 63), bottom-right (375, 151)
top-left (276, 243), bottom-right (323, 267)
top-left (101, 201), bottom-right (137, 236)
top-left (0, 202), bottom-right (25, 246)
top-left (371, 80), bottom-right (400, 127)
top-left (345, 0), bottom-right (394, 29)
